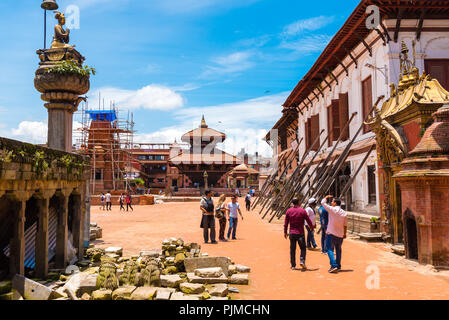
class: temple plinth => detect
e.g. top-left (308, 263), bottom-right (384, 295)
top-left (170, 116), bottom-right (239, 188)
top-left (394, 105), bottom-right (449, 266)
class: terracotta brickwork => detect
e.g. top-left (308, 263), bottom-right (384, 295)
top-left (395, 105), bottom-right (449, 266)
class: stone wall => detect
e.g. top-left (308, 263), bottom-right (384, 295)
top-left (346, 211), bottom-right (376, 235)
top-left (0, 136), bottom-right (90, 280)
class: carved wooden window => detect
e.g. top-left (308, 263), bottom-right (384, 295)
top-left (327, 105), bottom-right (333, 146)
top-left (339, 93), bottom-right (350, 141)
top-left (327, 100), bottom-right (340, 146)
top-left (362, 76), bottom-right (373, 134)
top-left (310, 114), bottom-right (320, 151)
top-left (331, 99), bottom-right (340, 140)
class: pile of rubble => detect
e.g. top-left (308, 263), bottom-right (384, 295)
top-left (89, 222), bottom-right (103, 241)
top-left (0, 238), bottom-right (250, 300)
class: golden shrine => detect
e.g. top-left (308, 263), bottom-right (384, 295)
top-left (368, 41), bottom-right (449, 260)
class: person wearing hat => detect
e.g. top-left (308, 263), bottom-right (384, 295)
top-left (305, 198), bottom-right (318, 250)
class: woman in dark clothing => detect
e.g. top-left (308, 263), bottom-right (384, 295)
top-left (126, 193), bottom-right (133, 212)
top-left (200, 190), bottom-right (216, 244)
top-left (215, 194), bottom-right (228, 242)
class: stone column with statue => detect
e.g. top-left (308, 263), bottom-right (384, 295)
top-left (34, 11), bottom-right (94, 153)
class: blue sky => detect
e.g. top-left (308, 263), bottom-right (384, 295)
top-left (0, 0), bottom-right (359, 156)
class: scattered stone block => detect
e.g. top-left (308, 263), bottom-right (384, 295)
top-left (185, 257), bottom-right (231, 276)
top-left (208, 284), bottom-right (229, 297)
top-left (187, 273), bottom-right (228, 284)
top-left (180, 282), bottom-right (205, 294)
top-left (131, 287), bottom-right (158, 300)
top-left (194, 267), bottom-right (224, 278)
top-left (154, 289), bottom-right (171, 300)
top-left (392, 245), bottom-right (406, 256)
top-left (163, 266), bottom-right (178, 275)
top-left (112, 286), bottom-right (136, 300)
top-left (201, 292), bottom-right (211, 300)
top-left (0, 280), bottom-right (12, 295)
top-left (81, 293), bottom-right (91, 300)
top-left (359, 233), bottom-right (383, 242)
top-left (62, 272), bottom-right (98, 297)
top-left (0, 289), bottom-right (22, 301)
top-left (230, 274), bottom-right (249, 285)
top-left (160, 274), bottom-right (183, 288)
top-left (170, 292), bottom-right (200, 300)
top-left (210, 296), bottom-right (229, 300)
top-left (228, 265), bottom-right (237, 275)
top-left (12, 274), bottom-right (55, 300)
top-left (140, 250), bottom-right (161, 258)
top-left (92, 289), bottom-right (112, 300)
top-left (236, 265), bottom-right (251, 273)
top-left (105, 247), bottom-right (123, 257)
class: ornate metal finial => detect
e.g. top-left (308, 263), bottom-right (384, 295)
top-left (399, 41), bottom-right (419, 90)
top-left (200, 115), bottom-right (208, 128)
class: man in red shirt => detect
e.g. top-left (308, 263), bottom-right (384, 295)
top-left (284, 198), bottom-right (314, 270)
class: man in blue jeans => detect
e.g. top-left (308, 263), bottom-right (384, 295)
top-left (318, 202), bottom-right (329, 254)
top-left (284, 198), bottom-right (314, 270)
top-left (321, 195), bottom-right (347, 273)
top-left (305, 198), bottom-right (318, 249)
top-left (227, 196), bottom-right (244, 240)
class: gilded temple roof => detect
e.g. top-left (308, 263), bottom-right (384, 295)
top-left (380, 72), bottom-right (449, 120)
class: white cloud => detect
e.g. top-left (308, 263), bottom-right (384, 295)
top-left (90, 85), bottom-right (184, 111)
top-left (135, 92), bottom-right (287, 157)
top-left (7, 121), bottom-right (48, 145)
top-left (278, 16), bottom-right (334, 57)
top-left (236, 35), bottom-right (272, 48)
top-left (282, 16), bottom-right (335, 38)
top-left (280, 34), bottom-right (332, 55)
top-left (201, 51), bottom-right (255, 78)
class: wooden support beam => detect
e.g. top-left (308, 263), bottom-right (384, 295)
top-left (379, 22), bottom-right (392, 42)
top-left (394, 9), bottom-right (404, 43)
top-left (416, 10), bottom-right (426, 41)
top-left (306, 97), bottom-right (314, 107)
top-left (325, 67), bottom-right (339, 85)
top-left (56, 195), bottom-right (69, 269)
top-left (321, 77), bottom-right (332, 91)
top-left (333, 54), bottom-right (349, 76)
top-left (343, 47), bottom-right (358, 68)
top-left (10, 200), bottom-right (26, 277)
top-left (35, 198), bottom-right (50, 279)
top-left (374, 28), bottom-right (387, 46)
top-left (311, 89), bottom-right (320, 101)
top-left (316, 86), bottom-right (325, 98)
top-left (354, 31), bottom-right (372, 56)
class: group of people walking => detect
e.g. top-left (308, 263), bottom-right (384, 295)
top-left (200, 190), bottom-right (245, 244)
top-left (284, 195), bottom-right (347, 273)
top-left (100, 191), bottom-right (134, 212)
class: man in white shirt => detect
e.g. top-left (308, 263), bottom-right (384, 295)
top-left (105, 191), bottom-right (112, 211)
top-left (305, 198), bottom-right (318, 249)
top-left (245, 193), bottom-right (252, 211)
top-left (227, 196), bottom-right (244, 240)
top-left (321, 195), bottom-right (348, 273)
